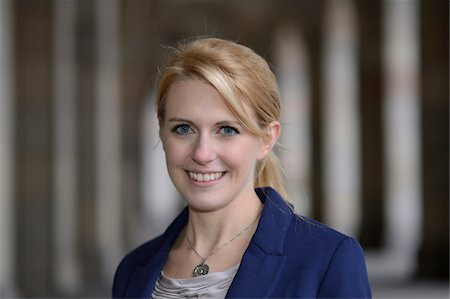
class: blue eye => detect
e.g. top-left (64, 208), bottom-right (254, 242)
top-left (172, 124), bottom-right (194, 135)
top-left (219, 126), bottom-right (239, 136)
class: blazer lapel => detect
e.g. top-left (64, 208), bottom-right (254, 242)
top-left (227, 187), bottom-right (293, 298)
top-left (226, 243), bottom-right (287, 298)
top-left (124, 249), bottom-right (168, 298)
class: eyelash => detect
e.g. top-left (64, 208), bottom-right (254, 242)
top-left (170, 124), bottom-right (240, 136)
top-left (219, 126), bottom-right (240, 136)
top-left (171, 124), bottom-right (194, 135)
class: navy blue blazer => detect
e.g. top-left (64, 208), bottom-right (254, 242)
top-left (113, 187), bottom-right (371, 298)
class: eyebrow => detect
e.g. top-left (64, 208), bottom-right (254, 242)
top-left (168, 118), bottom-right (194, 124)
top-left (216, 120), bottom-right (242, 127)
top-left (168, 118), bottom-right (241, 127)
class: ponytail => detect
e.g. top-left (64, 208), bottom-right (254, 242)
top-left (255, 151), bottom-right (290, 202)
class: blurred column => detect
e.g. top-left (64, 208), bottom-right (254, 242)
top-left (379, 0), bottom-right (421, 280)
top-left (95, 0), bottom-right (124, 284)
top-left (14, 1), bottom-right (54, 296)
top-left (306, 2), bottom-right (325, 221)
top-left (418, 0), bottom-right (449, 280)
top-left (121, 0), bottom-right (155, 249)
top-left (322, 0), bottom-right (361, 237)
top-left (356, 0), bottom-right (384, 248)
top-left (0, 0), bottom-right (15, 297)
top-left (75, 1), bottom-right (99, 287)
top-left (275, 26), bottom-right (312, 215)
top-left (52, 0), bottom-right (81, 295)
top-left (142, 94), bottom-right (181, 241)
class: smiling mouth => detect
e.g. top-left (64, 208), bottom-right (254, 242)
top-left (188, 171), bottom-right (225, 182)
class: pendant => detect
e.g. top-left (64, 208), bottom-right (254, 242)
top-left (192, 260), bottom-right (209, 277)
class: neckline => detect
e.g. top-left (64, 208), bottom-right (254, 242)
top-left (160, 263), bottom-right (240, 282)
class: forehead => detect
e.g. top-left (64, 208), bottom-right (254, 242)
top-left (164, 79), bottom-right (238, 121)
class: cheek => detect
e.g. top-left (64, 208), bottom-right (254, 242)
top-left (163, 137), bottom-right (194, 168)
top-left (163, 138), bottom-right (181, 164)
top-left (223, 140), bottom-right (261, 169)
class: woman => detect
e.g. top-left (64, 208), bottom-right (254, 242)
top-left (113, 37), bottom-right (371, 298)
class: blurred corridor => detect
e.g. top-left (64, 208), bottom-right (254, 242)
top-left (0, 0), bottom-right (448, 298)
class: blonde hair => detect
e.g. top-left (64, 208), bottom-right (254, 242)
top-left (156, 37), bottom-right (289, 201)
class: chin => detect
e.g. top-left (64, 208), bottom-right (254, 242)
top-left (183, 191), bottom-right (231, 213)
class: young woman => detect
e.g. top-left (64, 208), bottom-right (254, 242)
top-left (113, 37), bottom-right (371, 298)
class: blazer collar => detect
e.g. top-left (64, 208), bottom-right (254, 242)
top-left (226, 187), bottom-right (292, 298)
top-left (124, 208), bottom-right (189, 298)
top-left (252, 187), bottom-right (293, 254)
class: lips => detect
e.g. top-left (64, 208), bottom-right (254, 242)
top-left (188, 171), bottom-right (225, 182)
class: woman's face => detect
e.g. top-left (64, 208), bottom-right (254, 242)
top-left (160, 79), bottom-right (271, 213)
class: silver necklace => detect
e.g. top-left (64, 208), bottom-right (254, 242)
top-left (185, 212), bottom-right (261, 277)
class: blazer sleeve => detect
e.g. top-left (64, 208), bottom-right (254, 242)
top-left (317, 237), bottom-right (372, 298)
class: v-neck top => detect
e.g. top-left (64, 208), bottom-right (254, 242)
top-left (151, 264), bottom-right (240, 299)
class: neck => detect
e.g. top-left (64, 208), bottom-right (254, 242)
top-left (185, 188), bottom-right (263, 256)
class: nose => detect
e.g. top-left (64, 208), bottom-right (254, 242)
top-left (191, 134), bottom-right (216, 165)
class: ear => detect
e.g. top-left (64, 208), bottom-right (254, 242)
top-left (159, 122), bottom-right (167, 152)
top-left (257, 120), bottom-right (281, 160)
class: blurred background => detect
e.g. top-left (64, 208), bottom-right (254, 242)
top-left (0, 0), bottom-right (448, 298)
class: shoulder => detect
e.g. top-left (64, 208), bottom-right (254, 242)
top-left (286, 214), bottom-right (368, 269)
top-left (257, 187), bottom-right (362, 256)
top-left (250, 187), bottom-right (371, 297)
top-left (112, 235), bottom-right (163, 297)
top-left (112, 207), bottom-right (188, 298)
top-left (118, 235), bottom-right (163, 271)
top-left (285, 213), bottom-right (367, 263)
top-left (257, 187), bottom-right (358, 254)
top-left (286, 215), bottom-right (353, 250)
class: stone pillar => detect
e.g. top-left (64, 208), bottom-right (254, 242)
top-left (322, 0), bottom-right (361, 237)
top-left (75, 0), bottom-right (101, 290)
top-left (306, 3), bottom-right (325, 221)
top-left (417, 0), bottom-right (449, 280)
top-left (120, 0), bottom-right (156, 249)
top-left (356, 0), bottom-right (385, 248)
top-left (95, 0), bottom-right (124, 285)
top-left (52, 0), bottom-right (82, 295)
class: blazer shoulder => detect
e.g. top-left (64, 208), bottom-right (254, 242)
top-left (289, 215), bottom-right (350, 244)
top-left (284, 214), bottom-right (366, 265)
top-left (284, 215), bottom-right (371, 297)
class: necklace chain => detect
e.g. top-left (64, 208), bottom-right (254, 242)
top-left (185, 211), bottom-right (262, 264)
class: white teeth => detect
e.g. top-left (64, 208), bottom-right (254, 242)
top-left (189, 172), bottom-right (224, 182)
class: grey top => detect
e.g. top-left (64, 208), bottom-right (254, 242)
top-left (151, 264), bottom-right (240, 299)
